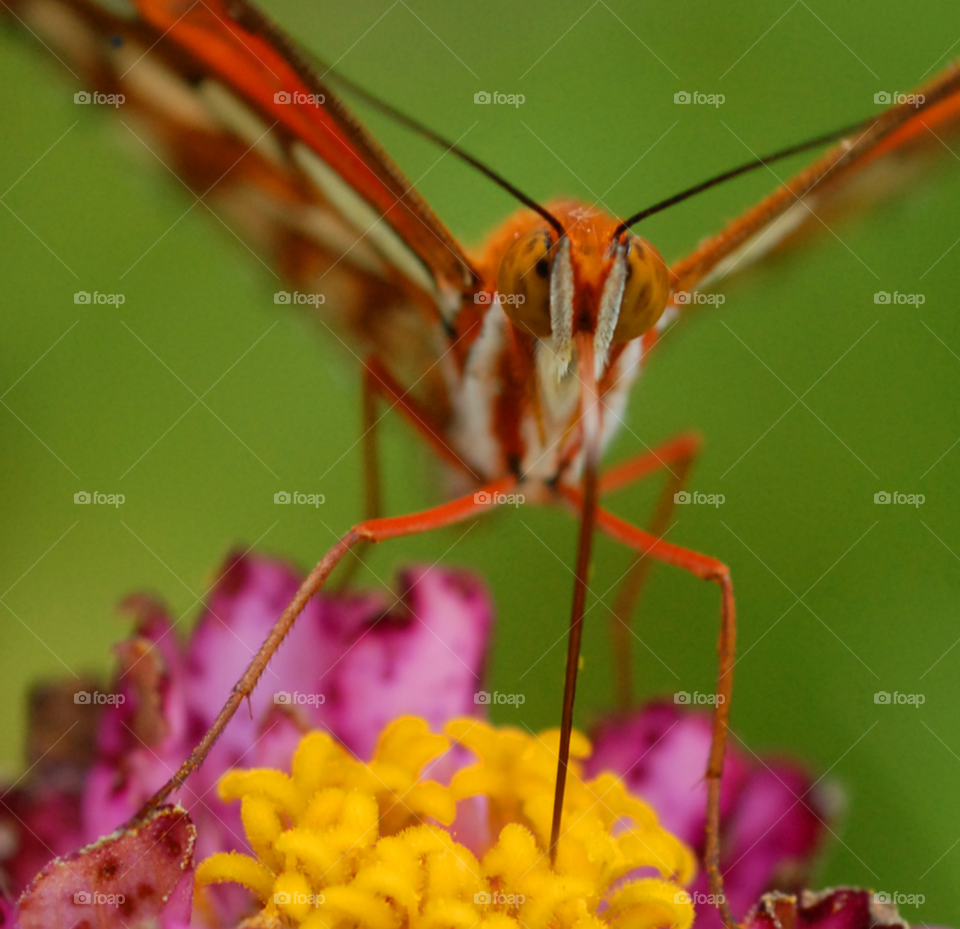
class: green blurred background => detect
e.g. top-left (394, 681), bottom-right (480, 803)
top-left (2, 0), bottom-right (960, 920)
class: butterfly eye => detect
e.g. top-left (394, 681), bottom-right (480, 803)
top-left (496, 230), bottom-right (554, 338)
top-left (612, 237), bottom-right (671, 342)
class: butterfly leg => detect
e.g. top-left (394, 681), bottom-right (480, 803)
top-left (336, 356), bottom-right (480, 587)
top-left (136, 474), bottom-right (517, 818)
top-left (559, 486), bottom-right (737, 929)
top-left (599, 432), bottom-right (702, 708)
top-left (332, 363), bottom-right (386, 587)
top-left (361, 356), bottom-right (477, 472)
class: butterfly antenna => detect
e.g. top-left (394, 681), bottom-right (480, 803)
top-left (614, 116), bottom-right (874, 236)
top-left (311, 66), bottom-right (566, 238)
top-left (224, 0), bottom-right (564, 238)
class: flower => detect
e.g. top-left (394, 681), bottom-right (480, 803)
top-left (195, 715), bottom-right (696, 929)
top-left (0, 549), bottom-right (836, 928)
top-left (1, 554), bottom-right (493, 925)
top-left (585, 703), bottom-right (832, 929)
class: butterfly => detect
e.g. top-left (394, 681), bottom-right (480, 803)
top-left (5, 0), bottom-right (960, 920)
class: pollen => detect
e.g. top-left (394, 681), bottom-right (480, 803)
top-left (195, 716), bottom-right (696, 929)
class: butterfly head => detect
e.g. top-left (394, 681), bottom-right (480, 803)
top-left (493, 201), bottom-right (670, 382)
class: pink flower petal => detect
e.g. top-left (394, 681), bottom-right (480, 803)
top-left (15, 805), bottom-right (195, 929)
top-left (745, 889), bottom-right (908, 929)
top-left (326, 566), bottom-right (492, 760)
top-left (586, 702), bottom-right (749, 848)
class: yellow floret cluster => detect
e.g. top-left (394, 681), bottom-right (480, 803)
top-left (196, 716), bottom-right (696, 929)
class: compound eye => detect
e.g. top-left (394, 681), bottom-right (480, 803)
top-left (496, 230), bottom-right (554, 338)
top-left (612, 236), bottom-right (670, 342)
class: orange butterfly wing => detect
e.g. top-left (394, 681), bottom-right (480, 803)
top-left (10, 0), bottom-right (480, 421)
top-left (667, 61), bottom-right (960, 297)
top-left (134, 0), bottom-right (476, 310)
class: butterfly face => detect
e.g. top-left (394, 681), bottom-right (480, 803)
top-left (487, 201), bottom-right (671, 383)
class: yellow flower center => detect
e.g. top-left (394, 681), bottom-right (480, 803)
top-left (196, 716), bottom-right (696, 929)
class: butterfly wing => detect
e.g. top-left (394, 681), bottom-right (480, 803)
top-left (10, 0), bottom-right (479, 419)
top-left (664, 61), bottom-right (960, 302)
